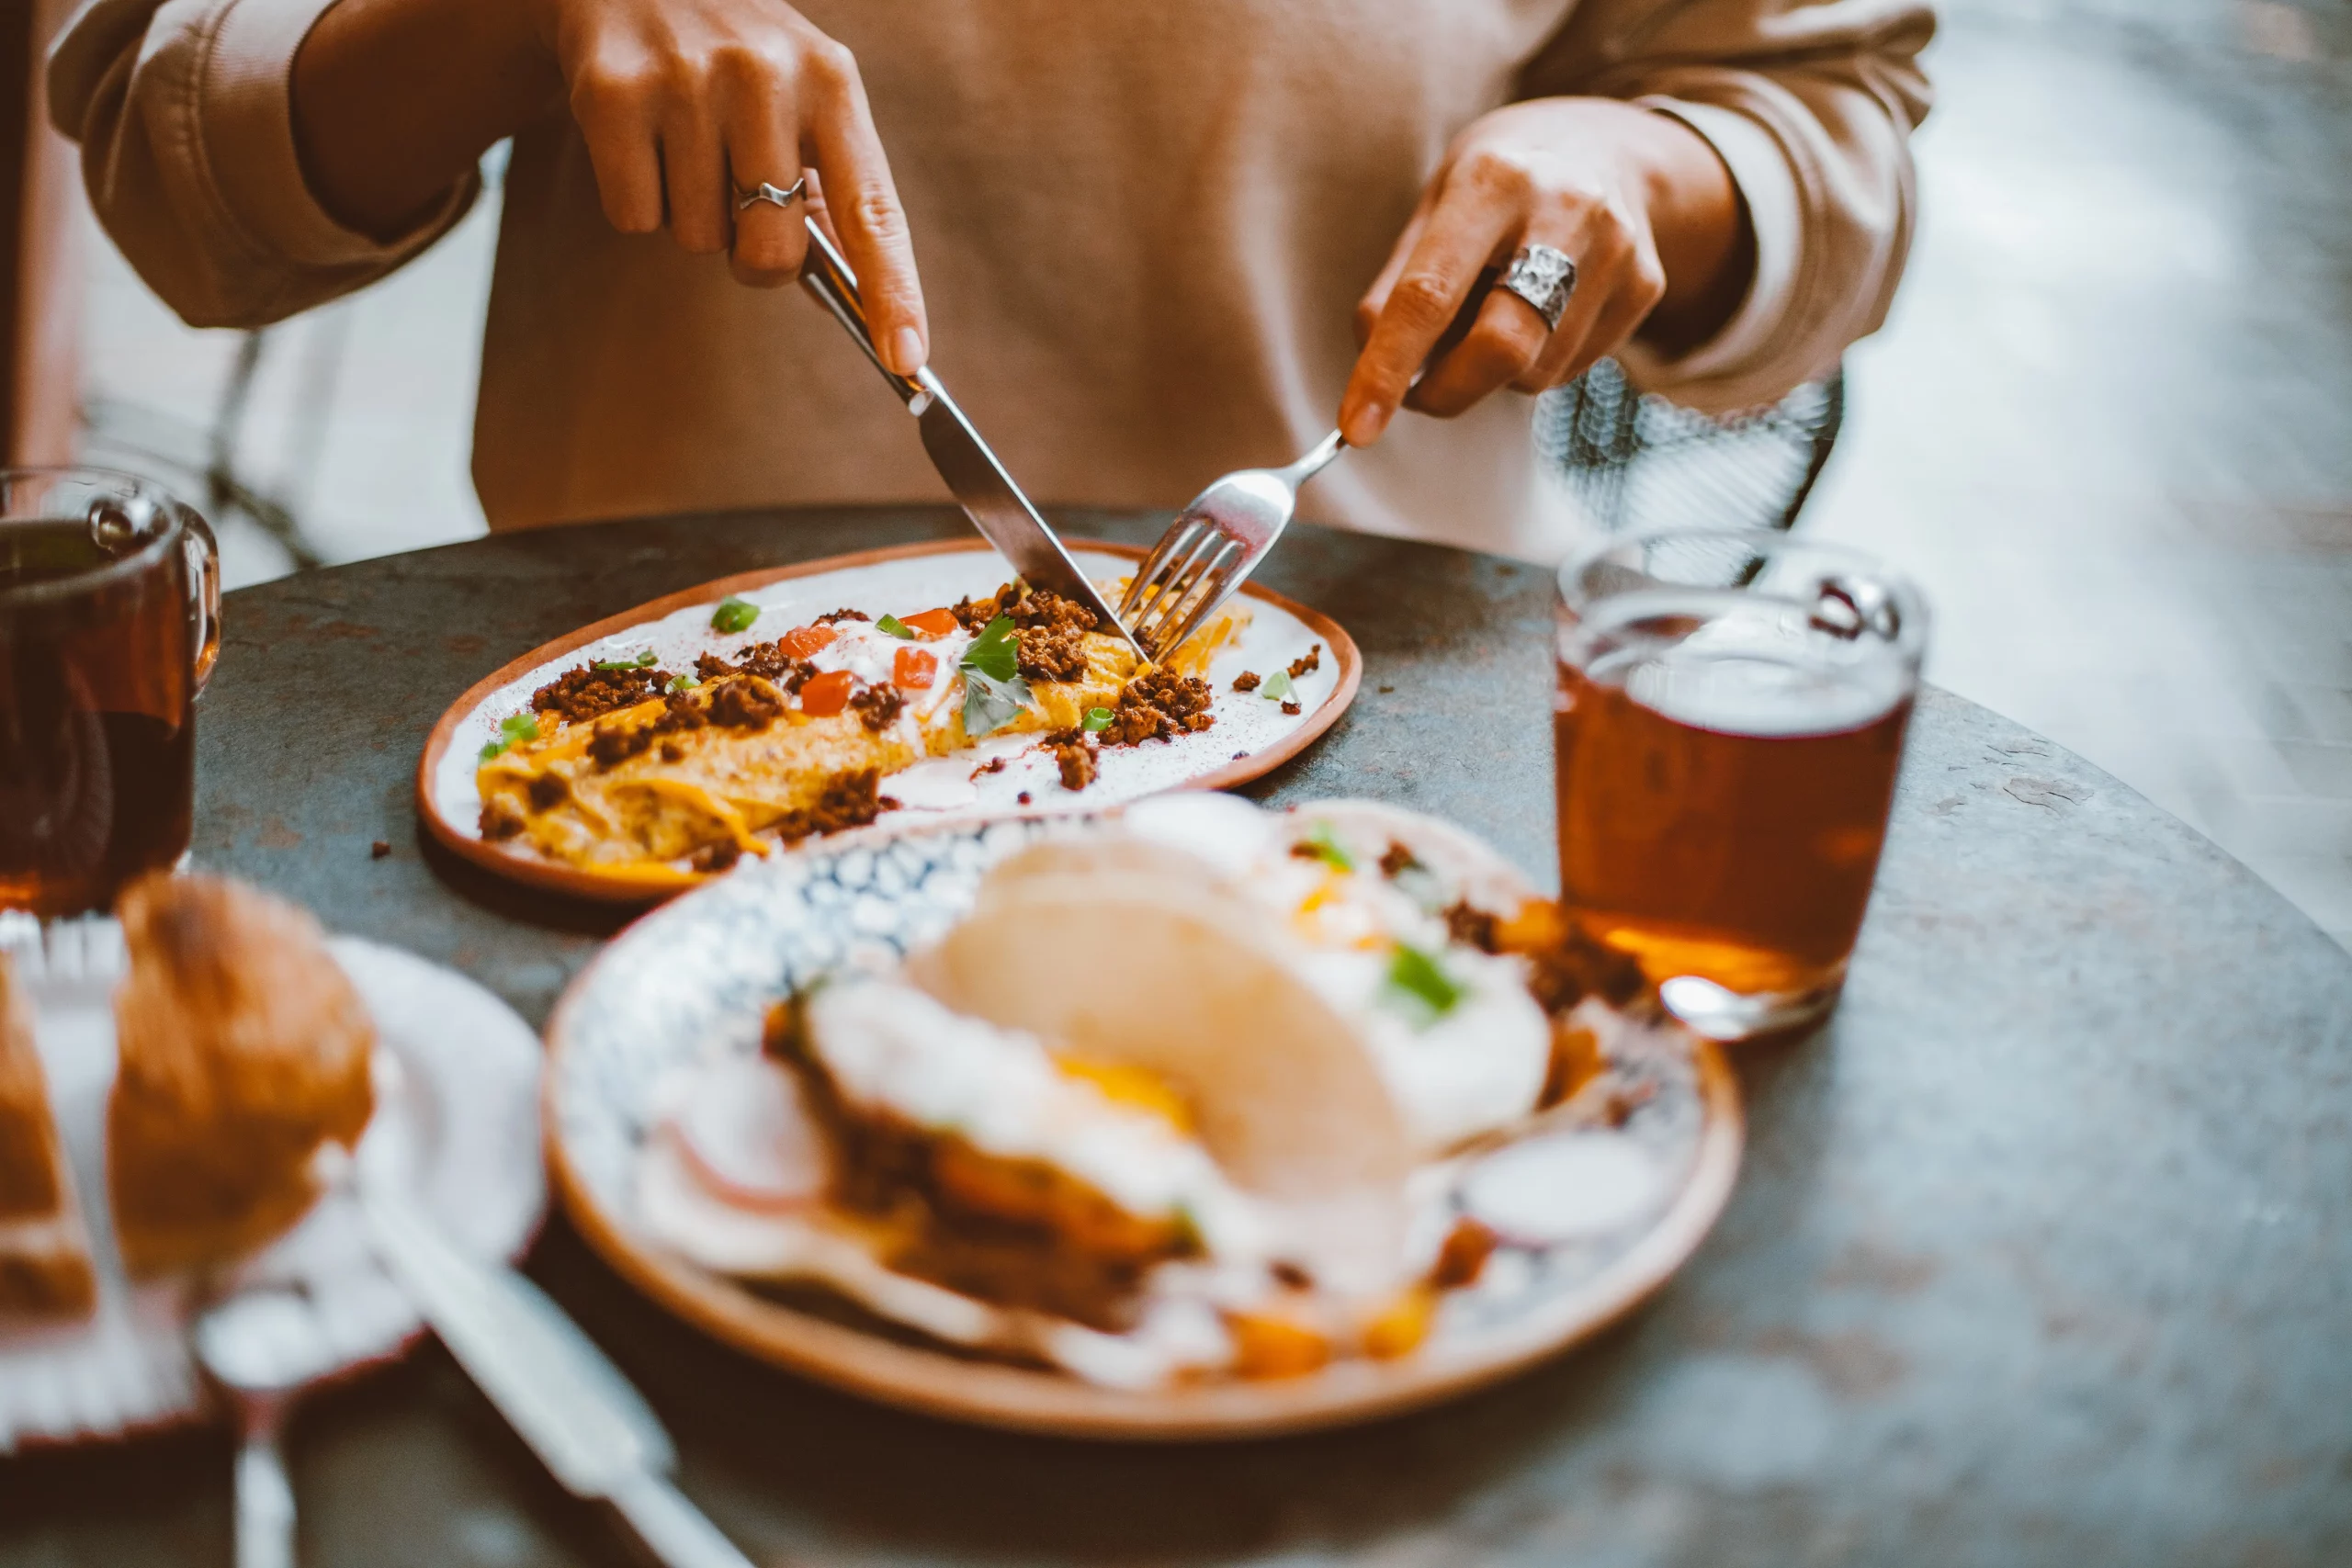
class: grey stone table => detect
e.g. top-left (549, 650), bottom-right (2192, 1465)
top-left (6, 507), bottom-right (2349, 1567)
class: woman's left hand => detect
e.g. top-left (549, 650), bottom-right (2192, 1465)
top-left (1339, 98), bottom-right (1753, 448)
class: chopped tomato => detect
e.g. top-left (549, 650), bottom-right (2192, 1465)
top-left (1362, 1286), bottom-right (1436, 1360)
top-left (798, 670), bottom-right (854, 716)
top-left (776, 625), bottom-right (838, 659)
top-left (900, 607), bottom-right (959, 637)
top-left (893, 647), bottom-right (938, 690)
top-left (1227, 1309), bottom-right (1331, 1379)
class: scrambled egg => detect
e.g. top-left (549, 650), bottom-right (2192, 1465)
top-left (477, 588), bottom-right (1238, 876)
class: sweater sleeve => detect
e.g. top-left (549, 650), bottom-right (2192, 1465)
top-left (1519, 0), bottom-right (1935, 414)
top-left (48, 0), bottom-right (475, 329)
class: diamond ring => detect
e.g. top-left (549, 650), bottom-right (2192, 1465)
top-left (734, 176), bottom-right (808, 213)
top-left (1498, 243), bottom-right (1578, 332)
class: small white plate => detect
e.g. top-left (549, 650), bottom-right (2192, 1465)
top-left (0, 926), bottom-right (545, 1453)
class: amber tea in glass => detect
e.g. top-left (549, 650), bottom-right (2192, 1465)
top-left (1554, 528), bottom-right (1928, 1039)
top-left (0, 469), bottom-right (219, 918)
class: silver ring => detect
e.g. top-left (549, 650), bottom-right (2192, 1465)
top-left (734, 176), bottom-right (808, 213)
top-left (1498, 243), bottom-right (1578, 332)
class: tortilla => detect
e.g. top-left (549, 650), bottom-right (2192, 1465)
top-left (910, 869), bottom-right (1418, 1203)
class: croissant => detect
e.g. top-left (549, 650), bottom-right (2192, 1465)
top-left (107, 874), bottom-right (375, 1277)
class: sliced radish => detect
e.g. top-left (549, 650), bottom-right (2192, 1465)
top-left (668, 1055), bottom-right (830, 1211)
top-left (1460, 1132), bottom-right (1664, 1247)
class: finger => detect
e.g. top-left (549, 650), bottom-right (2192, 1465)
top-left (1337, 173), bottom-right (1521, 446)
top-left (1516, 217), bottom-right (1658, 392)
top-left (718, 53), bottom-right (808, 287)
top-left (570, 58), bottom-right (665, 234)
top-left (1407, 275), bottom-right (1553, 418)
top-left (798, 39), bottom-right (928, 375)
top-left (660, 102), bottom-right (730, 255)
top-left (1550, 268), bottom-right (1666, 390)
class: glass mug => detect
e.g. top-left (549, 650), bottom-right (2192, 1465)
top-left (0, 469), bottom-right (220, 918)
top-left (1554, 527), bottom-right (1928, 1040)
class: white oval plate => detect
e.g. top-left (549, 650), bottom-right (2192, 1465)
top-left (545, 808), bottom-right (1743, 1440)
top-left (0, 924), bottom-right (545, 1453)
top-left (416, 539), bottom-right (1361, 904)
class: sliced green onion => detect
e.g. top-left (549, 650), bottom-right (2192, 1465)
top-left (1384, 942), bottom-right (1466, 1024)
top-left (1082, 706), bottom-right (1114, 733)
top-left (478, 712), bottom-right (541, 762)
top-left (1296, 820), bottom-right (1354, 873)
top-left (710, 596), bottom-right (761, 634)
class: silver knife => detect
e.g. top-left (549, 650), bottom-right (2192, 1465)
top-left (797, 220), bottom-right (1147, 660)
top-left (358, 1185), bottom-right (755, 1568)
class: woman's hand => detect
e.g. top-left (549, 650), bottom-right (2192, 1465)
top-left (294, 0), bottom-right (928, 374)
top-left (1338, 98), bottom-right (1753, 447)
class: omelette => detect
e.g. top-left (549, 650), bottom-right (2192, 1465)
top-left (476, 582), bottom-right (1241, 874)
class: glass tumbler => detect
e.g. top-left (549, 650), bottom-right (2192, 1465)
top-left (0, 468), bottom-right (220, 918)
top-left (1554, 527), bottom-right (1928, 1040)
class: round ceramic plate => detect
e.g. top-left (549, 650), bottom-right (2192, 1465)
top-left (417, 539), bottom-right (1361, 904)
top-left (0, 923), bottom-right (545, 1453)
top-left (545, 811), bottom-right (1744, 1440)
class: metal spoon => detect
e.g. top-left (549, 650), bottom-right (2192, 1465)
top-left (193, 1287), bottom-right (337, 1568)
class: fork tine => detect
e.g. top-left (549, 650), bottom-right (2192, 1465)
top-left (1130, 536), bottom-right (1222, 653)
top-left (1127, 525), bottom-right (1223, 644)
top-left (1147, 541), bottom-right (1246, 660)
top-left (1119, 517), bottom-right (1207, 621)
top-left (1136, 537), bottom-right (1241, 659)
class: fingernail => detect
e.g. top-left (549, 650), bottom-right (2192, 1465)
top-left (889, 328), bottom-right (925, 377)
top-left (1351, 400), bottom-right (1392, 446)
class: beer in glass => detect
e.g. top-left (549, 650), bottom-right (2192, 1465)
top-left (1554, 528), bottom-right (1928, 1039)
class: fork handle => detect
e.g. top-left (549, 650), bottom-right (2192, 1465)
top-left (234, 1426), bottom-right (295, 1568)
top-left (797, 219), bottom-right (939, 416)
top-left (1282, 428), bottom-right (1348, 489)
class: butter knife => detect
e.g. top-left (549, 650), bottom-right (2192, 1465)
top-left (358, 1186), bottom-right (754, 1568)
top-left (797, 220), bottom-right (1146, 659)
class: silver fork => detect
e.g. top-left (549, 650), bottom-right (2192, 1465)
top-left (1118, 429), bottom-right (1347, 660)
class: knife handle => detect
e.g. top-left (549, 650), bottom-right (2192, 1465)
top-left (608, 1472), bottom-right (758, 1568)
top-left (797, 219), bottom-right (937, 415)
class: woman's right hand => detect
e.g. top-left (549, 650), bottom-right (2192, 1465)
top-left (527, 0), bottom-right (927, 371)
top-left (293, 0), bottom-right (928, 375)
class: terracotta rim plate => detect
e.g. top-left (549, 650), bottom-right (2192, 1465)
top-left (0, 923), bottom-right (545, 1453)
top-left (543, 810), bottom-right (1745, 1441)
top-left (416, 538), bottom-right (1363, 904)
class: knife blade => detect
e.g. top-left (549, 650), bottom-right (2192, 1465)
top-left (797, 220), bottom-right (1146, 659)
top-left (358, 1185), bottom-right (754, 1568)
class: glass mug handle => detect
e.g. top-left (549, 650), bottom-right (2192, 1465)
top-left (184, 509), bottom-right (221, 693)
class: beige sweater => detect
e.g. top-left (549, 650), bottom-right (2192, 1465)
top-left (51, 0), bottom-right (1931, 560)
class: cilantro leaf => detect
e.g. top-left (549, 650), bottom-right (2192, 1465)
top-left (710, 596), bottom-right (761, 634)
top-left (961, 670), bottom-right (1034, 737)
top-left (1384, 942), bottom-right (1467, 1025)
top-left (478, 712), bottom-right (541, 762)
top-left (1296, 820), bottom-right (1354, 873)
top-left (1260, 669), bottom-right (1295, 702)
top-left (592, 649), bottom-right (657, 671)
top-left (962, 615), bottom-right (1020, 682)
top-left (957, 615), bottom-right (1033, 736)
top-left (876, 614), bottom-right (915, 639)
top-left (1082, 706), bottom-right (1114, 733)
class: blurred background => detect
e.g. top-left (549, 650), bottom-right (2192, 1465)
top-left (8, 0), bottom-right (2349, 949)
